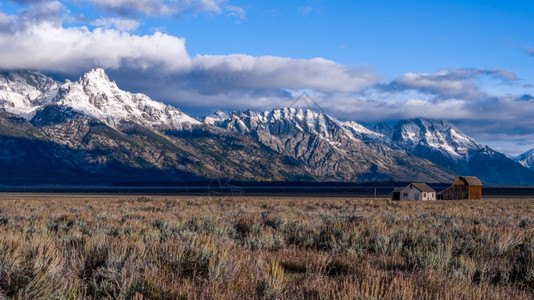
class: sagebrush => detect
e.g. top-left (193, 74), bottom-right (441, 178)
top-left (0, 194), bottom-right (533, 299)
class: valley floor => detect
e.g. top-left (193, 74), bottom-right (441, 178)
top-left (0, 194), bottom-right (533, 299)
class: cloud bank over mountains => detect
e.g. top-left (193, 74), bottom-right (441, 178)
top-left (0, 2), bottom-right (375, 90)
top-left (0, 0), bottom-right (533, 155)
top-left (389, 69), bottom-right (517, 100)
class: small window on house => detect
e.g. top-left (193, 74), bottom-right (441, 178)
top-left (403, 193), bottom-right (408, 197)
top-left (424, 192), bottom-right (427, 197)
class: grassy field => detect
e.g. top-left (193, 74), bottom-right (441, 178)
top-left (0, 194), bottom-right (533, 299)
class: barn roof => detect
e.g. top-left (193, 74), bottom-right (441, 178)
top-left (392, 187), bottom-right (403, 193)
top-left (458, 176), bottom-right (483, 186)
top-left (407, 183), bottom-right (435, 193)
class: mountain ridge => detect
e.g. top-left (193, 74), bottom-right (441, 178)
top-left (374, 118), bottom-right (534, 185)
top-left (204, 107), bottom-right (454, 182)
top-left (0, 68), bottom-right (533, 185)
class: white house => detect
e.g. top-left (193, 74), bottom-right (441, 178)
top-left (399, 183), bottom-right (436, 201)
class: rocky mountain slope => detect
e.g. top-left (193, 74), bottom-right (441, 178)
top-left (205, 108), bottom-right (454, 182)
top-left (375, 119), bottom-right (534, 185)
top-left (0, 70), bottom-right (315, 184)
top-left (0, 68), bottom-right (532, 185)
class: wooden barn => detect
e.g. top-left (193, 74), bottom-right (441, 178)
top-left (437, 176), bottom-right (483, 200)
top-left (392, 183), bottom-right (436, 201)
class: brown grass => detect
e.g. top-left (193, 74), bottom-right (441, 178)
top-left (0, 194), bottom-right (533, 299)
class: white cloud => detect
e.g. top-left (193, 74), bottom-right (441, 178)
top-left (0, 6), bottom-right (380, 113)
top-left (304, 92), bottom-right (470, 122)
top-left (395, 72), bottom-right (484, 99)
top-left (10, 0), bottom-right (57, 4)
top-left (90, 17), bottom-right (139, 31)
top-left (190, 55), bottom-right (379, 93)
top-left (0, 6), bottom-right (379, 93)
top-left (226, 5), bottom-right (246, 20)
top-left (0, 21), bottom-right (191, 72)
top-left (392, 69), bottom-right (518, 100)
top-left (85, 0), bottom-right (172, 15)
top-left (85, 0), bottom-right (226, 16)
top-left (0, 0), bottom-right (64, 33)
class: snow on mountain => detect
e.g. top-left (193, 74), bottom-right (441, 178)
top-left (220, 108), bottom-right (342, 137)
top-left (514, 148), bottom-right (534, 169)
top-left (53, 68), bottom-right (199, 130)
top-left (0, 70), bottom-right (59, 119)
top-left (202, 110), bottom-right (230, 125)
top-left (0, 69), bottom-right (199, 130)
top-left (206, 107), bottom-right (389, 145)
top-left (380, 118), bottom-right (534, 185)
top-left (203, 107), bottom-right (455, 182)
top-left (342, 120), bottom-right (390, 144)
top-left (2, 68), bottom-right (533, 184)
top-left (389, 118), bottom-right (483, 161)
top-left (372, 123), bottom-right (394, 138)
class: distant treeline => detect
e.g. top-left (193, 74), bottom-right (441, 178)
top-left (1, 180), bottom-right (534, 197)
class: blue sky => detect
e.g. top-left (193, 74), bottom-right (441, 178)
top-left (0, 0), bottom-right (533, 155)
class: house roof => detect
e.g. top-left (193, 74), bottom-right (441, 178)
top-left (458, 176), bottom-right (483, 186)
top-left (392, 187), bottom-right (403, 193)
top-left (403, 182), bottom-right (435, 193)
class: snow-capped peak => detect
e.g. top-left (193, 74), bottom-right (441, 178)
top-left (0, 70), bottom-right (59, 119)
top-left (514, 148), bottom-right (534, 169)
top-left (80, 68), bottom-right (117, 93)
top-left (83, 68), bottom-right (109, 81)
top-left (52, 68), bottom-right (200, 129)
top-left (390, 118), bottom-right (482, 160)
top-left (0, 68), bottom-right (199, 130)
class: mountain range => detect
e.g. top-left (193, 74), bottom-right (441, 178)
top-left (1, 68), bottom-right (533, 185)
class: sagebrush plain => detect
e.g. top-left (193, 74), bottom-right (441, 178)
top-left (0, 194), bottom-right (533, 299)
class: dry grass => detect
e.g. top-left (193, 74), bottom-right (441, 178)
top-left (0, 194), bottom-right (533, 299)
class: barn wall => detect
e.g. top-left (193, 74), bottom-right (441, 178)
top-left (469, 186), bottom-right (482, 200)
top-left (440, 185), bottom-right (469, 200)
